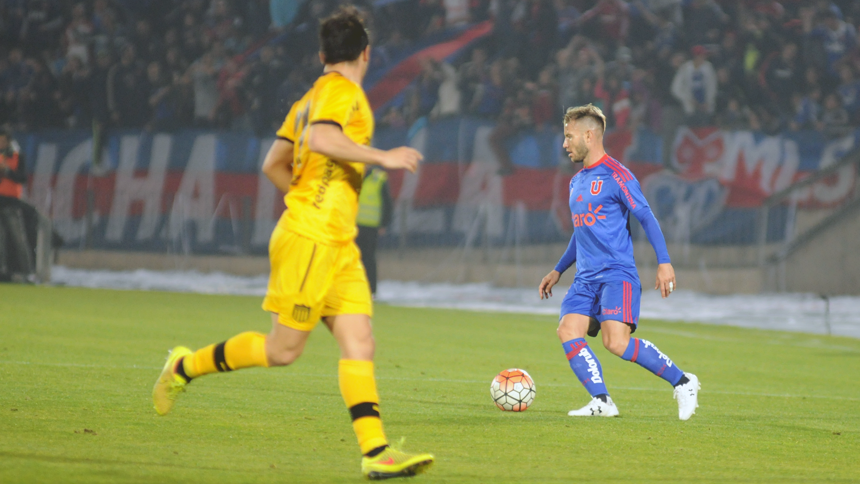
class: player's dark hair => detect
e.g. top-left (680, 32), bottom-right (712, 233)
top-left (563, 104), bottom-right (607, 134)
top-left (319, 6), bottom-right (370, 65)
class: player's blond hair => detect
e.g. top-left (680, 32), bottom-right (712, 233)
top-left (563, 104), bottom-right (606, 134)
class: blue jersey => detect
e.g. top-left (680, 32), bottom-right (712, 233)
top-left (555, 154), bottom-right (670, 283)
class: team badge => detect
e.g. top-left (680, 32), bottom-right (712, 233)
top-left (292, 305), bottom-right (311, 322)
top-left (590, 180), bottom-right (603, 195)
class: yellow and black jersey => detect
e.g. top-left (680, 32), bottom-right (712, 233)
top-left (275, 71), bottom-right (375, 245)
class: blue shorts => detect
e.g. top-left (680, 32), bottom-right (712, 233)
top-left (560, 279), bottom-right (641, 329)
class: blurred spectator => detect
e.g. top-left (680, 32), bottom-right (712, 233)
top-left (19, 58), bottom-right (60, 130)
top-left (468, 58), bottom-right (505, 118)
top-left (820, 91), bottom-right (850, 137)
top-left (606, 46), bottom-right (634, 83)
top-left (146, 61), bottom-right (178, 131)
top-left (190, 51), bottom-right (219, 127)
top-left (214, 58), bottom-right (249, 129)
top-left (683, 0), bottom-right (728, 47)
top-left (594, 72), bottom-right (630, 129)
top-left (19, 0), bottom-right (64, 55)
top-left (356, 165), bottom-right (393, 296)
top-left (529, 65), bottom-right (557, 129)
top-left (430, 61), bottom-right (461, 119)
top-left (458, 47), bottom-right (487, 113)
top-left (0, 128), bottom-right (33, 282)
top-left (576, 0), bottom-right (630, 47)
top-left (92, 5), bottom-right (129, 55)
top-left (717, 97), bottom-right (752, 131)
top-left (247, 46), bottom-right (288, 135)
top-left (133, 19), bottom-right (162, 64)
top-left (762, 42), bottom-right (803, 113)
top-left (790, 88), bottom-right (822, 131)
top-left (65, 3), bottom-right (94, 65)
top-left (2, 48), bottom-right (34, 98)
top-left (408, 57), bottom-right (444, 121)
top-left (89, 49), bottom-right (112, 126)
top-left (57, 55), bottom-right (91, 128)
top-left (671, 45), bottom-right (717, 126)
top-left (108, 45), bottom-right (149, 128)
top-left (837, 64), bottom-right (860, 123)
top-left (0, 0), bottom-right (859, 142)
top-left (806, 8), bottom-right (857, 77)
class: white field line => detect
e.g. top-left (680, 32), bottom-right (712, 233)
top-left (2, 360), bottom-right (859, 402)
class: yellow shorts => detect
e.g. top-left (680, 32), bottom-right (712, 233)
top-left (262, 227), bottom-right (372, 331)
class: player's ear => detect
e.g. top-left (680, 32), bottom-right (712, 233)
top-left (318, 51), bottom-right (325, 65)
top-left (362, 45), bottom-right (371, 62)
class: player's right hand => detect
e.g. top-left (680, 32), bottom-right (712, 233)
top-left (380, 146), bottom-right (422, 173)
top-left (539, 270), bottom-right (561, 300)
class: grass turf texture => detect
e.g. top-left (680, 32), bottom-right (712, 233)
top-left (1, 285), bottom-right (858, 483)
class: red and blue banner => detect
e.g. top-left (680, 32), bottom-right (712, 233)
top-left (19, 120), bottom-right (857, 253)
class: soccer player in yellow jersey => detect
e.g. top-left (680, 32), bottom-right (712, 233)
top-left (152, 7), bottom-right (434, 480)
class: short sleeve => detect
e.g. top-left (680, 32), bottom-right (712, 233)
top-left (275, 101), bottom-right (298, 142)
top-left (309, 77), bottom-right (359, 129)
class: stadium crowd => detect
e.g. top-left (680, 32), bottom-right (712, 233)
top-left (0, 0), bottom-right (859, 141)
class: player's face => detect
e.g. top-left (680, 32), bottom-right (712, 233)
top-left (563, 122), bottom-right (588, 163)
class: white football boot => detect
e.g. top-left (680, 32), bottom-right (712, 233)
top-left (568, 396), bottom-right (619, 417)
top-left (674, 372), bottom-right (700, 420)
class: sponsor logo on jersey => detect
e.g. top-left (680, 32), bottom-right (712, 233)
top-left (578, 347), bottom-right (603, 384)
top-left (576, 194), bottom-right (583, 202)
top-left (572, 203), bottom-right (607, 227)
top-left (590, 180), bottom-right (603, 195)
top-left (602, 306), bottom-right (622, 315)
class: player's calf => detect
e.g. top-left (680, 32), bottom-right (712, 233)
top-left (620, 337), bottom-right (685, 386)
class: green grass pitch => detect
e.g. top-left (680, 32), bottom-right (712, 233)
top-left (1, 284), bottom-right (858, 483)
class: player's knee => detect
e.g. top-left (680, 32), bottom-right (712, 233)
top-left (342, 335), bottom-right (375, 360)
top-left (266, 347), bottom-right (303, 367)
top-left (602, 336), bottom-right (628, 357)
top-left (557, 325), bottom-right (574, 342)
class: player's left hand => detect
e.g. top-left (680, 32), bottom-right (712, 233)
top-left (655, 263), bottom-right (676, 299)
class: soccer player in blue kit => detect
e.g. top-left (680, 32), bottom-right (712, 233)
top-left (538, 104), bottom-right (700, 420)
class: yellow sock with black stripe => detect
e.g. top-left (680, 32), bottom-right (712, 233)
top-left (181, 332), bottom-right (269, 379)
top-left (339, 359), bottom-right (388, 455)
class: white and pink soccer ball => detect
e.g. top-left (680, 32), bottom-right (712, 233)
top-left (490, 368), bottom-right (536, 412)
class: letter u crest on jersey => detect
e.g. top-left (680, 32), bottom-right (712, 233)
top-left (590, 180), bottom-right (603, 195)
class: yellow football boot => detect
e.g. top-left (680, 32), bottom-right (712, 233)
top-left (152, 346), bottom-right (192, 416)
top-left (361, 446), bottom-right (434, 480)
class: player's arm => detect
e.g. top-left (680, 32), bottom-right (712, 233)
top-left (619, 175), bottom-right (676, 298)
top-left (307, 123), bottom-right (420, 172)
top-left (631, 204), bottom-right (675, 299)
top-left (539, 234), bottom-right (576, 300)
top-left (261, 138), bottom-right (294, 193)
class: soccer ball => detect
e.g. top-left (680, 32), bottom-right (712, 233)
top-left (490, 368), bottom-right (536, 411)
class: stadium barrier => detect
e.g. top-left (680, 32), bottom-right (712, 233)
top-left (20, 120), bottom-right (859, 290)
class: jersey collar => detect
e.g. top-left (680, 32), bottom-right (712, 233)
top-left (581, 154), bottom-right (610, 171)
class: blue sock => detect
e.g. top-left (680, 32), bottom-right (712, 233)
top-left (562, 338), bottom-right (608, 397)
top-left (621, 338), bottom-right (684, 386)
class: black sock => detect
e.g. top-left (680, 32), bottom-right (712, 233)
top-left (174, 357), bottom-right (193, 383)
top-left (365, 445), bottom-right (389, 458)
top-left (674, 375), bottom-right (690, 388)
top-left (595, 394), bottom-right (609, 403)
